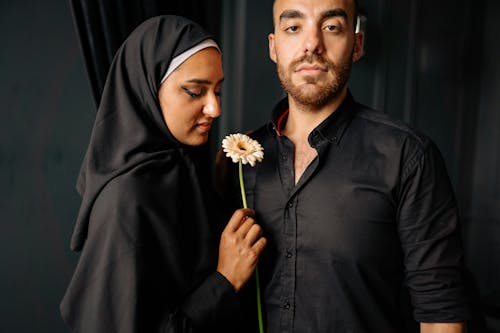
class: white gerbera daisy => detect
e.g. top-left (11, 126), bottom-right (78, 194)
top-left (222, 133), bottom-right (264, 167)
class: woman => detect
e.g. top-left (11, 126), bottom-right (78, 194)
top-left (60, 15), bottom-right (266, 332)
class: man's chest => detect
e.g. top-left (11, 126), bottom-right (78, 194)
top-left (245, 151), bottom-right (403, 263)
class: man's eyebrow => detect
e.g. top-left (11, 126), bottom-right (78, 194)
top-left (279, 10), bottom-right (305, 22)
top-left (279, 8), bottom-right (349, 24)
top-left (320, 9), bottom-right (348, 24)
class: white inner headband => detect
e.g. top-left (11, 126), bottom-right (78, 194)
top-left (160, 38), bottom-right (220, 84)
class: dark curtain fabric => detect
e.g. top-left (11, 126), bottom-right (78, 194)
top-left (69, 0), bottom-right (222, 107)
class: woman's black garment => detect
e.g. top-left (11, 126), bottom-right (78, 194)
top-left (60, 16), bottom-right (241, 332)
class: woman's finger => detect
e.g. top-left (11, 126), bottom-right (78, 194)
top-left (225, 208), bottom-right (254, 232)
top-left (252, 237), bottom-right (267, 255)
top-left (235, 216), bottom-right (257, 238)
top-left (243, 223), bottom-right (263, 246)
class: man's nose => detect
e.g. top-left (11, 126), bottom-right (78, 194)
top-left (304, 26), bottom-right (324, 55)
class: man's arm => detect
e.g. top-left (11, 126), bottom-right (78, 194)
top-left (421, 322), bottom-right (466, 333)
top-left (398, 141), bottom-right (470, 323)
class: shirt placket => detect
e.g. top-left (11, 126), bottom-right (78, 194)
top-left (278, 137), bottom-right (297, 332)
top-left (280, 195), bottom-right (297, 332)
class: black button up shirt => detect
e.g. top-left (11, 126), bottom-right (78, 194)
top-left (227, 92), bottom-right (470, 333)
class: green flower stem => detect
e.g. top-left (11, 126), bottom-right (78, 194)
top-left (239, 161), bottom-right (248, 209)
top-left (238, 161), bottom-right (264, 333)
top-left (255, 266), bottom-right (264, 333)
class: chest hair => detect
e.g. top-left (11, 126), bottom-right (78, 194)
top-left (293, 141), bottom-right (318, 184)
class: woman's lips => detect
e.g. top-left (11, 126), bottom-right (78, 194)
top-left (196, 122), bottom-right (212, 132)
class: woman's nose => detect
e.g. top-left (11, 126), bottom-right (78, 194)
top-left (202, 94), bottom-right (221, 118)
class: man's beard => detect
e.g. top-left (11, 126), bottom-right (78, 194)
top-left (276, 52), bottom-right (353, 109)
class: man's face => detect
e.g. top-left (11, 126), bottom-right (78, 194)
top-left (269, 0), bottom-right (362, 109)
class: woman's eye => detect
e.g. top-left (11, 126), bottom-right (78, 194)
top-left (183, 88), bottom-right (201, 99)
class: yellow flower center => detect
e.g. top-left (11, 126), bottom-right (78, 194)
top-left (237, 142), bottom-right (252, 153)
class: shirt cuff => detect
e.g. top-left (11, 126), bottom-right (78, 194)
top-left (408, 270), bottom-right (471, 322)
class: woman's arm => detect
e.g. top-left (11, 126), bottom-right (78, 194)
top-left (179, 208), bottom-right (266, 330)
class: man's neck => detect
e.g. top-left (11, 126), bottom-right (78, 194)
top-left (281, 87), bottom-right (347, 143)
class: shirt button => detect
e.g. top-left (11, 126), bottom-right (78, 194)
top-left (281, 153), bottom-right (287, 161)
top-left (288, 201), bottom-right (293, 208)
top-left (284, 301), bottom-right (290, 309)
top-left (286, 251), bottom-right (292, 258)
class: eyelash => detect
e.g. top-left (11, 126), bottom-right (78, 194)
top-left (285, 25), bottom-right (299, 33)
top-left (284, 26), bottom-right (342, 34)
top-left (183, 87), bottom-right (222, 99)
top-left (324, 25), bottom-right (341, 33)
top-left (183, 87), bottom-right (201, 99)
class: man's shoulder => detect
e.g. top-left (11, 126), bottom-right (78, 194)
top-left (352, 102), bottom-right (431, 150)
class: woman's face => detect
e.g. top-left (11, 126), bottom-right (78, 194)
top-left (158, 47), bottom-right (223, 146)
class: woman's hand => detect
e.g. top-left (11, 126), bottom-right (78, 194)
top-left (217, 208), bottom-right (267, 292)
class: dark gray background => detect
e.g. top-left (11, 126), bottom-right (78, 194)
top-left (1, 0), bottom-right (498, 332)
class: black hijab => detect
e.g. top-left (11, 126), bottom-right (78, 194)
top-left (71, 15), bottom-right (218, 251)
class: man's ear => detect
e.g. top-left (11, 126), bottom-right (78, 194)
top-left (352, 32), bottom-right (364, 62)
top-left (269, 33), bottom-right (277, 63)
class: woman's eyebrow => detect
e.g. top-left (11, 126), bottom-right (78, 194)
top-left (185, 78), bottom-right (225, 84)
top-left (186, 79), bottom-right (211, 84)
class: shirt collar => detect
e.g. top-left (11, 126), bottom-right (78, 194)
top-left (270, 90), bottom-right (357, 146)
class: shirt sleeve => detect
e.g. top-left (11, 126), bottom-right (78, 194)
top-left (60, 186), bottom-right (240, 333)
top-left (178, 271), bottom-right (239, 328)
top-left (397, 141), bottom-right (470, 323)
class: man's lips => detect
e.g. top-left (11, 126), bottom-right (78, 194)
top-left (295, 64), bottom-right (327, 73)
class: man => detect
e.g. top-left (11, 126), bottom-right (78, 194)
top-left (221, 0), bottom-right (470, 332)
